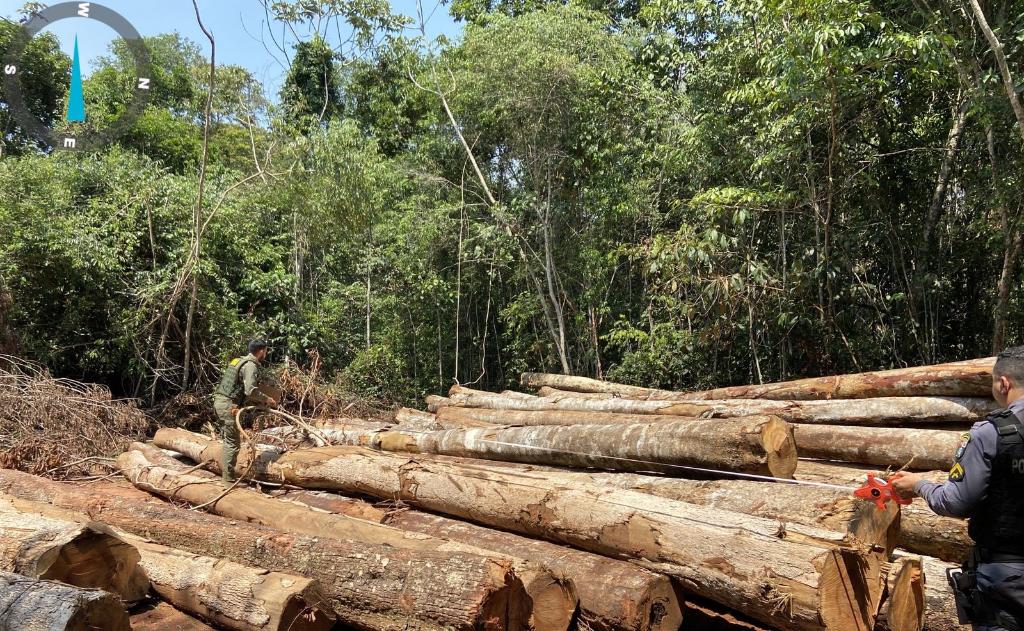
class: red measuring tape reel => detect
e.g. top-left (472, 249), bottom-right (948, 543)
top-left (853, 474), bottom-right (912, 510)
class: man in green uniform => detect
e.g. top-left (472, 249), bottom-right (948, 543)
top-left (213, 339), bottom-right (276, 483)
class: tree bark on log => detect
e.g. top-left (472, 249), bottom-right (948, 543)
top-left (127, 536), bottom-right (335, 631)
top-left (0, 500), bottom-right (148, 603)
top-left (796, 462), bottom-right (968, 563)
top-left (302, 416), bottom-right (797, 478)
top-left (131, 602), bottom-right (217, 631)
top-left (0, 571), bottom-right (131, 631)
top-left (279, 488), bottom-right (684, 631)
top-left (445, 388), bottom-right (995, 426)
top-left (874, 557), bottom-right (925, 631)
top-left (892, 553), bottom-right (967, 631)
top-left (0, 470), bottom-right (531, 631)
top-left (559, 472), bottom-right (898, 553)
top-left (118, 448), bottom-right (575, 631)
top-left (155, 431), bottom-right (885, 631)
top-left (537, 386), bottom-right (616, 399)
top-left (521, 358), bottom-right (995, 400)
top-left (402, 407), bottom-right (498, 429)
top-left (792, 425), bottom-right (960, 471)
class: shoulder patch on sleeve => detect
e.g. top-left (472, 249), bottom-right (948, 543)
top-left (954, 432), bottom-right (972, 461)
top-left (949, 462), bottom-right (966, 482)
top-left (230, 358), bottom-right (239, 366)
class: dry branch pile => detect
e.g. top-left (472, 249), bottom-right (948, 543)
top-left (0, 356), bottom-right (148, 478)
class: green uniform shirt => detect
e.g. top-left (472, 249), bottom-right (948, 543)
top-left (214, 353), bottom-right (263, 405)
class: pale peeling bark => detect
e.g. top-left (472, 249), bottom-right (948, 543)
top-left (290, 416), bottom-right (797, 478)
top-left (875, 557), bottom-right (925, 631)
top-left (0, 571), bottom-right (131, 631)
top-left (280, 489), bottom-right (683, 631)
top-left (0, 500), bottom-right (148, 603)
top-left (521, 358), bottom-right (995, 400)
top-left (562, 472), bottom-right (898, 554)
top-left (118, 448), bottom-right (574, 631)
top-left (892, 553), bottom-right (967, 631)
top-left (0, 470), bottom-right (530, 631)
top-left (796, 462), bottom-right (969, 563)
top-left (792, 425), bottom-right (961, 471)
top-left (127, 536), bottom-right (335, 631)
top-left (402, 407), bottom-right (498, 429)
top-left (445, 389), bottom-right (995, 426)
top-left (156, 431), bottom-right (884, 631)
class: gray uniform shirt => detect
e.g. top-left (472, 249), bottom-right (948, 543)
top-left (914, 397), bottom-right (1024, 518)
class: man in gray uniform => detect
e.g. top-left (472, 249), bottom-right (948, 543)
top-left (212, 339), bottom-right (276, 484)
top-left (893, 346), bottom-right (1024, 631)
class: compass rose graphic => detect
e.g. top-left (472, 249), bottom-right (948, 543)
top-left (3, 2), bottom-right (152, 151)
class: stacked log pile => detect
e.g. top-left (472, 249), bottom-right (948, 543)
top-left (236, 357), bottom-right (986, 630)
top-left (1, 358), bottom-right (989, 630)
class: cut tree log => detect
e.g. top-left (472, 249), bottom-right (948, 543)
top-left (796, 461), bottom-right (969, 563)
top-left (127, 536), bottom-right (335, 631)
top-left (402, 407), bottom-right (498, 429)
top-left (118, 446), bottom-right (575, 631)
top-left (792, 425), bottom-right (960, 471)
top-left (279, 488), bottom-right (683, 631)
top-left (537, 386), bottom-right (615, 399)
top-left (0, 470), bottom-right (532, 631)
top-left (425, 394), bottom-right (448, 412)
top-left (893, 552), bottom-right (967, 631)
top-left (306, 415), bottom-right (798, 478)
top-left (0, 570), bottom-right (131, 631)
top-left (157, 431), bottom-right (886, 631)
top-left (445, 388), bottom-right (995, 426)
top-left (562, 472), bottom-right (898, 553)
top-left (522, 358), bottom-right (995, 400)
top-left (875, 556), bottom-right (925, 631)
top-left (0, 500), bottom-right (148, 602)
top-left (9, 487), bottom-right (336, 631)
top-left (393, 407), bottom-right (443, 430)
top-left (131, 602), bottom-right (217, 631)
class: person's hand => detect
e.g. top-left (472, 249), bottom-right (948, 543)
top-left (888, 472), bottom-right (924, 499)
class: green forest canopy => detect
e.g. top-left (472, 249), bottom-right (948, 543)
top-left (1, 0), bottom-right (1022, 404)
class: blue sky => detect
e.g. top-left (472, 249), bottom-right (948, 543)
top-left (0, 0), bottom-right (462, 101)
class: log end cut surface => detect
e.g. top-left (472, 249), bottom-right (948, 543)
top-left (817, 548), bottom-right (884, 631)
top-left (762, 417), bottom-right (798, 479)
top-left (880, 557), bottom-right (925, 631)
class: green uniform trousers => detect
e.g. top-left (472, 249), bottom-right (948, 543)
top-left (213, 396), bottom-right (239, 483)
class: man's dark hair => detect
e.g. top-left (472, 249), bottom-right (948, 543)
top-left (994, 346), bottom-right (1024, 384)
top-left (248, 338), bottom-right (268, 355)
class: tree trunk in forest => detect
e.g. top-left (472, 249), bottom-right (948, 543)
top-left (154, 431), bottom-right (885, 631)
top-left (966, 0), bottom-right (1024, 144)
top-left (920, 96), bottom-right (970, 261)
top-left (792, 425), bottom-right (961, 470)
top-left (795, 461), bottom-right (969, 563)
top-left (283, 416), bottom-right (797, 478)
top-left (127, 535), bottom-right (335, 631)
top-left (0, 470), bottom-right (531, 631)
top-left (277, 488), bottom-right (684, 631)
top-left (991, 199), bottom-right (1022, 353)
top-left (0, 571), bottom-right (131, 631)
top-left (875, 556), bottom-right (925, 631)
top-left (0, 500), bottom-right (149, 603)
top-left (117, 447), bottom-right (574, 631)
top-left (445, 388), bottom-right (995, 426)
top-left (521, 358), bottom-right (994, 400)
top-left (893, 553), bottom-right (967, 631)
